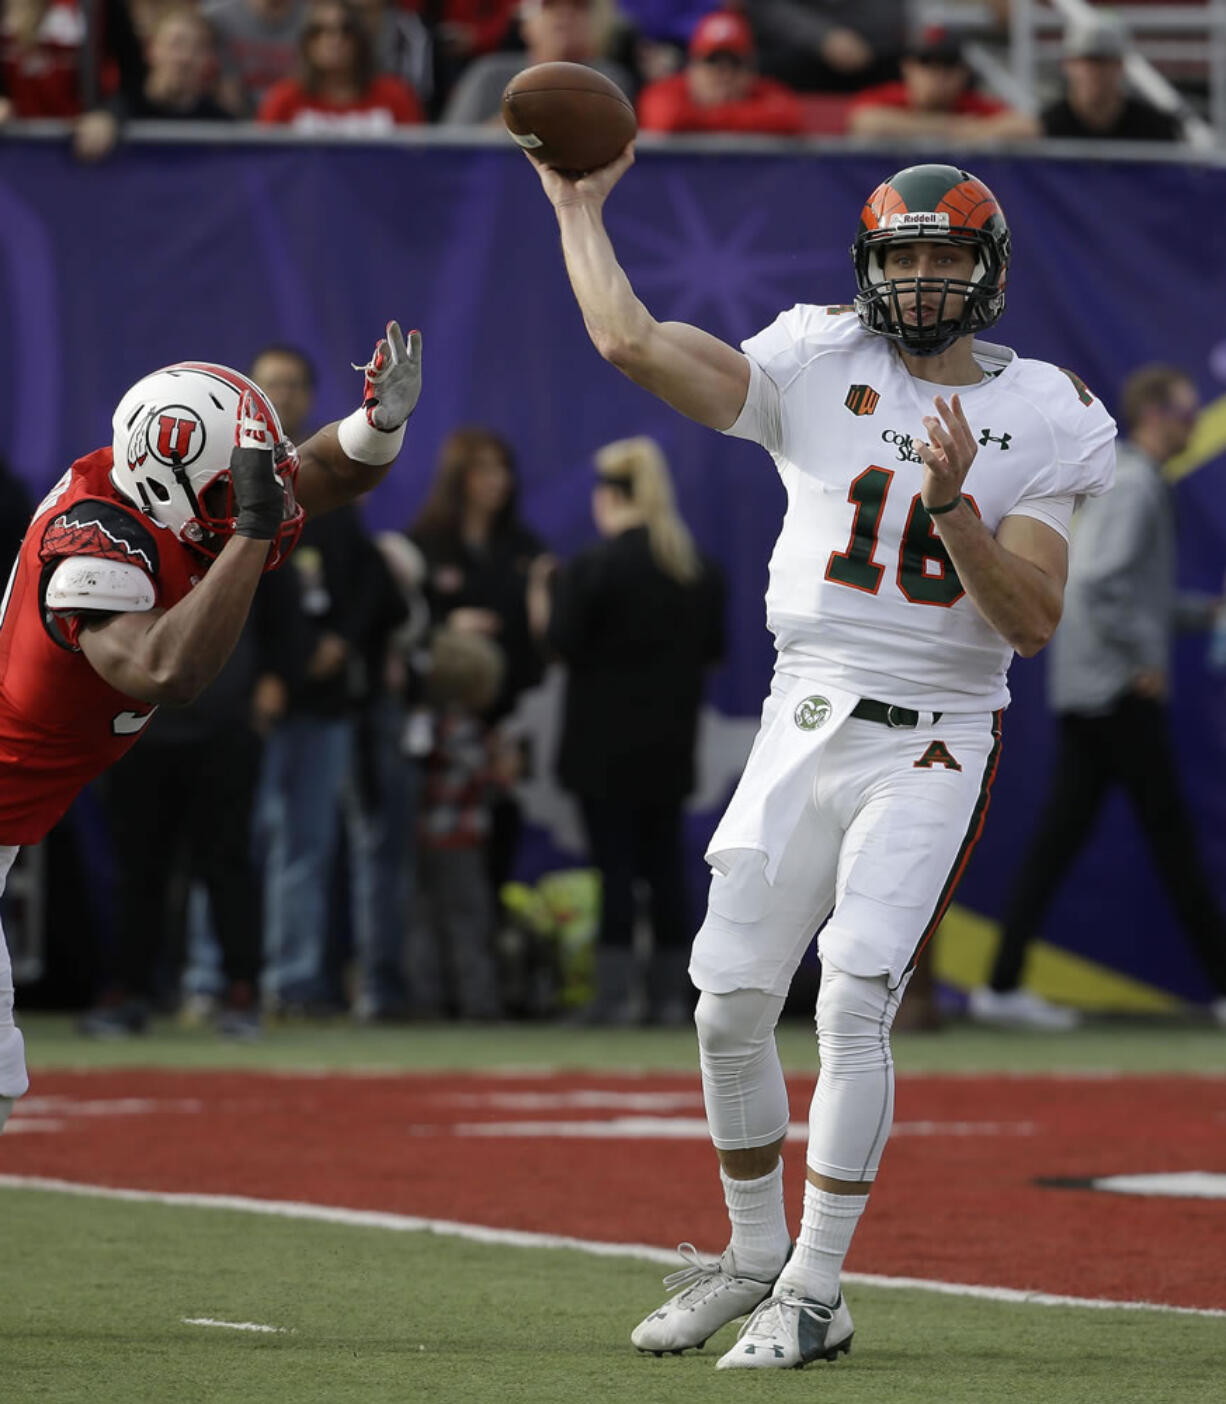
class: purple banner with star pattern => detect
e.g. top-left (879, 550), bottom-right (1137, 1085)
top-left (2, 137), bottom-right (1225, 1003)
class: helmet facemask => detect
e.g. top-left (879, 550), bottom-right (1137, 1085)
top-left (183, 440), bottom-right (304, 570)
top-left (851, 165), bottom-right (1011, 358)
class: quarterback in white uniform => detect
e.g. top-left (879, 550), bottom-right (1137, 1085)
top-left (529, 154), bottom-right (1115, 1370)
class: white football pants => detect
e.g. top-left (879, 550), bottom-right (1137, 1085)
top-left (0, 845), bottom-right (29, 1105)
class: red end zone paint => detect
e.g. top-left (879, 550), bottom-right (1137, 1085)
top-left (2, 1070), bottom-right (1223, 1311)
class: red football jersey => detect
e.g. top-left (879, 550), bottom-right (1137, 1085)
top-left (0, 448), bottom-right (203, 845)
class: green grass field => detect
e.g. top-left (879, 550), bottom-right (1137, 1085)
top-left (5, 1014), bottom-right (1225, 1404)
top-left (15, 1009), bottom-right (1226, 1074)
top-left (5, 1187), bottom-right (1222, 1404)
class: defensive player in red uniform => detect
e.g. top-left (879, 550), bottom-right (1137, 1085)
top-left (0, 322), bottom-right (422, 1133)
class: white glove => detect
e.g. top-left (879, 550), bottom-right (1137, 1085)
top-left (356, 321), bottom-right (422, 431)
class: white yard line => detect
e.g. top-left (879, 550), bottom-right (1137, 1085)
top-left (1091, 1171), bottom-right (1226, 1198)
top-left (182, 1318), bottom-right (288, 1334)
top-left (18, 1097), bottom-right (202, 1116)
top-left (2, 1173), bottom-right (1223, 1321)
top-left (449, 1118), bottom-right (1035, 1139)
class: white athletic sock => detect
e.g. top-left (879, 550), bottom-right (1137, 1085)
top-left (778, 1183), bottom-right (869, 1304)
top-left (721, 1163), bottom-right (790, 1280)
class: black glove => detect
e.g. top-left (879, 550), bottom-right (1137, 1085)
top-left (230, 392), bottom-right (284, 541)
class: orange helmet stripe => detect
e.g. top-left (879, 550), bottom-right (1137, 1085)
top-left (936, 178), bottom-right (1002, 230)
top-left (860, 181), bottom-right (908, 232)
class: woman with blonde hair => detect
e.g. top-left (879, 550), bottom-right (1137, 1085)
top-left (535, 436), bottom-right (725, 1024)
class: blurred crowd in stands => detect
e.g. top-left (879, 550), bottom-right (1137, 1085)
top-left (0, 0), bottom-right (1196, 154)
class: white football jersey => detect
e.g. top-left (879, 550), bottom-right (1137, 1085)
top-left (724, 306), bottom-right (1117, 710)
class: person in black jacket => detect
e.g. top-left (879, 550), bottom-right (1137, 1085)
top-left (535, 436), bottom-right (725, 1024)
top-left (74, 7), bottom-right (236, 160)
top-left (408, 427), bottom-right (549, 904)
top-left (247, 345), bottom-right (404, 1016)
top-left (409, 427), bottom-right (546, 721)
top-left (1040, 18), bottom-right (1182, 142)
top-left (79, 566), bottom-right (308, 1037)
top-left (260, 502), bottom-right (391, 1014)
top-left (0, 456), bottom-right (32, 584)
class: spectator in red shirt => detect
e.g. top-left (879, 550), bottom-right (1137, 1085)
top-left (637, 8), bottom-right (803, 136)
top-left (0, 0), bottom-right (84, 117)
top-left (847, 26), bottom-right (1036, 143)
top-left (257, 0), bottom-right (423, 129)
top-left (0, 0), bottom-right (144, 120)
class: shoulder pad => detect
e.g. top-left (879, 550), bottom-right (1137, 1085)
top-left (44, 556), bottom-right (156, 614)
top-left (782, 303), bottom-right (864, 344)
top-left (741, 303), bottom-right (867, 387)
top-left (39, 498), bottom-right (160, 577)
top-left (1058, 367), bottom-right (1098, 406)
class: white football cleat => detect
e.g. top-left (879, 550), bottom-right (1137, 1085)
top-left (968, 986), bottom-right (1081, 1031)
top-left (716, 1291), bottom-right (854, 1370)
top-left (630, 1244), bottom-right (779, 1355)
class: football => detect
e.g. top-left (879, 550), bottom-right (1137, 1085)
top-left (502, 62), bottom-right (637, 174)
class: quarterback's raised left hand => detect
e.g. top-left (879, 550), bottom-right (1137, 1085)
top-left (917, 394), bottom-right (977, 513)
top-left (357, 321), bottom-right (422, 431)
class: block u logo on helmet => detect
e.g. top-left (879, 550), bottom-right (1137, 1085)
top-left (152, 409), bottom-right (205, 466)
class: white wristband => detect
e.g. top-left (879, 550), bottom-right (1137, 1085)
top-left (337, 408), bottom-right (406, 465)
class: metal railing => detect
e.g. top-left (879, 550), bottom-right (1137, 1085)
top-left (4, 116), bottom-right (1225, 164)
top-left (917, 0), bottom-right (1226, 146)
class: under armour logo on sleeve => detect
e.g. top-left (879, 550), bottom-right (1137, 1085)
top-left (977, 429), bottom-right (1012, 450)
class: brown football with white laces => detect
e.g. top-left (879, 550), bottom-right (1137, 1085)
top-left (502, 62), bottom-right (637, 175)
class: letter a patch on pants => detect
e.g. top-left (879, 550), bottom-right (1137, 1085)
top-left (914, 740), bottom-right (962, 771)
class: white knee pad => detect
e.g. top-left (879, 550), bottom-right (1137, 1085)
top-left (695, 988), bottom-right (789, 1150)
top-left (806, 961), bottom-right (908, 1183)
